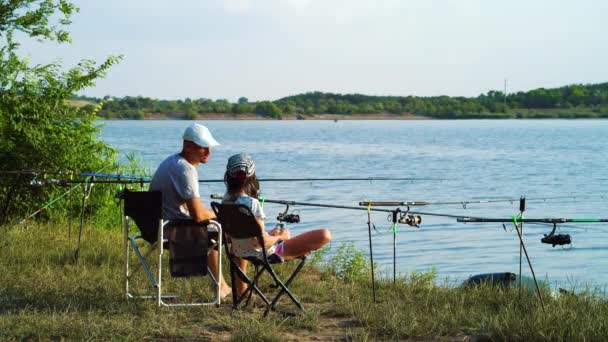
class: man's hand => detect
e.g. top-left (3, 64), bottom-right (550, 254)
top-left (185, 197), bottom-right (216, 223)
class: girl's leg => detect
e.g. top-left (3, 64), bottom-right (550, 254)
top-left (281, 229), bottom-right (331, 260)
top-left (234, 257), bottom-right (249, 297)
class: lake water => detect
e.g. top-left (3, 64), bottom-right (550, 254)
top-left (99, 120), bottom-right (608, 289)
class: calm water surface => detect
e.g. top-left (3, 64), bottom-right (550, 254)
top-left (100, 120), bottom-right (608, 289)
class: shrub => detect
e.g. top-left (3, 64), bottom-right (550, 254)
top-left (0, 1), bottom-right (122, 226)
top-left (326, 242), bottom-right (370, 282)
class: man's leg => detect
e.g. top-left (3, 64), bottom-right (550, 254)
top-left (208, 248), bottom-right (231, 298)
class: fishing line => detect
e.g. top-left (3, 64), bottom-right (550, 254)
top-left (364, 199), bottom-right (377, 302)
top-left (74, 178), bottom-right (94, 261)
top-left (525, 222), bottom-right (607, 233)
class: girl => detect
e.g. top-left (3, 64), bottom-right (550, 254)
top-left (222, 153), bottom-right (331, 296)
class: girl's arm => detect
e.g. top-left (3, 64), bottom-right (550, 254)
top-left (256, 217), bottom-right (288, 247)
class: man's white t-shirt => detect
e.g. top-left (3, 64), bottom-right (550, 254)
top-left (149, 153), bottom-right (199, 220)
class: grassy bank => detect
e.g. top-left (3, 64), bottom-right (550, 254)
top-left (2, 224), bottom-right (608, 341)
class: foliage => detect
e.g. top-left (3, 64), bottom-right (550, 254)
top-left (81, 82), bottom-right (608, 119)
top-left (0, 1), bottom-right (122, 225)
top-left (326, 242), bottom-right (370, 282)
top-left (255, 100), bottom-right (283, 119)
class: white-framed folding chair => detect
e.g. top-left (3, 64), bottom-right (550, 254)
top-left (123, 189), bottom-right (222, 307)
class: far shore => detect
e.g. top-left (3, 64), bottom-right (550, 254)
top-left (114, 112), bottom-right (432, 120)
top-left (97, 110), bottom-right (608, 121)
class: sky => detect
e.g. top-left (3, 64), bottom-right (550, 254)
top-left (19, 0), bottom-right (608, 102)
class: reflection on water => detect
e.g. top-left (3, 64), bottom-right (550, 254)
top-left (100, 119), bottom-right (608, 289)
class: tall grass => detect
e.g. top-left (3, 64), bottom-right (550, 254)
top-left (2, 223), bottom-right (608, 341)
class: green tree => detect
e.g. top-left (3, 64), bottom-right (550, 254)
top-left (565, 85), bottom-right (588, 107)
top-left (212, 99), bottom-right (230, 113)
top-left (184, 105), bottom-right (196, 120)
top-left (255, 101), bottom-right (282, 119)
top-left (233, 103), bottom-right (253, 114)
top-left (0, 1), bottom-right (122, 224)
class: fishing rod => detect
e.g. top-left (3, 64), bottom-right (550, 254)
top-left (247, 177), bottom-right (448, 182)
top-left (210, 194), bottom-right (473, 219)
top-left (456, 196), bottom-right (608, 309)
top-left (457, 217), bottom-right (608, 224)
top-left (29, 176), bottom-right (448, 185)
top-left (269, 195), bottom-right (607, 303)
top-left (359, 195), bottom-right (603, 208)
top-left (31, 179), bottom-right (151, 186)
top-left (77, 173), bottom-right (448, 182)
top-left (0, 170), bottom-right (71, 176)
top-left (458, 216), bottom-right (608, 248)
top-left (12, 166), bottom-right (114, 262)
top-left (4, 169), bottom-right (450, 183)
top-left (15, 172), bottom-right (607, 210)
top-left (210, 193), bottom-right (424, 302)
top-left (16, 174), bottom-right (98, 225)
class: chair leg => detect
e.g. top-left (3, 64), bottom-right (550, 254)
top-left (230, 259), bottom-right (271, 309)
top-left (226, 254), bottom-right (306, 316)
top-left (129, 238), bottom-right (158, 287)
top-left (264, 257), bottom-right (307, 317)
top-left (229, 260), bottom-right (239, 308)
top-left (238, 270), bottom-right (270, 308)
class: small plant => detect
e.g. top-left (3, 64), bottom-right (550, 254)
top-left (406, 268), bottom-right (437, 289)
top-left (326, 242), bottom-right (370, 282)
top-left (308, 245), bottom-right (329, 267)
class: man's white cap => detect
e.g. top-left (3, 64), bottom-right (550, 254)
top-left (183, 123), bottom-right (220, 148)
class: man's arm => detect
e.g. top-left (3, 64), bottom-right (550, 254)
top-left (185, 198), bottom-right (216, 223)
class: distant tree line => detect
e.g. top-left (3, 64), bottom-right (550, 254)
top-left (74, 82), bottom-right (608, 119)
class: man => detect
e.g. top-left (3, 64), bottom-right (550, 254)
top-left (150, 123), bottom-right (231, 298)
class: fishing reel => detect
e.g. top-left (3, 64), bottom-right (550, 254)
top-left (541, 223), bottom-right (571, 247)
top-left (277, 213), bottom-right (300, 223)
top-left (398, 213), bottom-right (422, 227)
top-left (277, 204), bottom-right (300, 223)
top-left (541, 234), bottom-right (571, 247)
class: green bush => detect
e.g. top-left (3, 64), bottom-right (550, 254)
top-left (326, 242), bottom-right (370, 282)
top-left (0, 1), bottom-right (122, 226)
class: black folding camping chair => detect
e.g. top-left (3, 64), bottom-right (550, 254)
top-left (211, 201), bottom-right (306, 316)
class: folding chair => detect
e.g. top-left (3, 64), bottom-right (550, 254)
top-left (123, 189), bottom-right (222, 307)
top-left (211, 201), bottom-right (306, 316)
